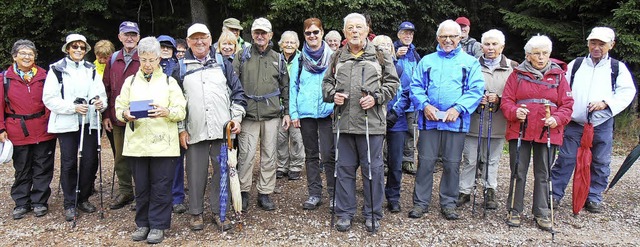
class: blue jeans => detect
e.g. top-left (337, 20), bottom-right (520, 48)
top-left (385, 131), bottom-right (406, 203)
top-left (172, 148), bottom-right (186, 205)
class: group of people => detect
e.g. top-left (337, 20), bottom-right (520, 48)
top-left (2, 11), bottom-right (635, 244)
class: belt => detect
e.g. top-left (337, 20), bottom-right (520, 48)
top-left (5, 110), bottom-right (46, 137)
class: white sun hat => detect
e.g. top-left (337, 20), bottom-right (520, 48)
top-left (0, 139), bottom-right (13, 164)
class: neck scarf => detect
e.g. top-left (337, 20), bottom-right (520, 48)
top-left (522, 60), bottom-right (551, 80)
top-left (13, 64), bottom-right (37, 82)
top-left (302, 41), bottom-right (332, 74)
top-left (143, 72), bottom-right (153, 82)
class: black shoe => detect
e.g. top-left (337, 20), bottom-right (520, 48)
top-left (257, 194), bottom-right (275, 211)
top-left (585, 201), bottom-right (603, 213)
top-left (33, 206), bottom-right (48, 217)
top-left (387, 202), bottom-right (401, 213)
top-left (78, 201), bottom-right (97, 213)
top-left (336, 218), bottom-right (352, 232)
top-left (109, 194), bottom-right (134, 210)
top-left (441, 207), bottom-right (459, 220)
top-left (276, 170), bottom-right (286, 179)
top-left (64, 208), bottom-right (77, 222)
top-left (408, 205), bottom-right (425, 218)
top-left (12, 207), bottom-right (30, 220)
top-left (456, 193), bottom-right (471, 207)
top-left (288, 171), bottom-right (301, 180)
top-left (241, 192), bottom-right (250, 212)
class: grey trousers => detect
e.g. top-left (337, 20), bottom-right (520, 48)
top-left (506, 140), bottom-right (553, 217)
top-left (459, 136), bottom-right (505, 194)
top-left (277, 119), bottom-right (305, 173)
top-left (412, 130), bottom-right (466, 210)
top-left (335, 134), bottom-right (385, 221)
top-left (185, 140), bottom-right (230, 215)
top-left (300, 117), bottom-right (335, 198)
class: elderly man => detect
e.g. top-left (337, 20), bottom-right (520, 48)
top-left (222, 18), bottom-right (251, 51)
top-left (233, 18), bottom-right (289, 212)
top-left (171, 23), bottom-right (246, 231)
top-left (455, 17), bottom-right (482, 58)
top-left (322, 13), bottom-right (399, 232)
top-left (551, 27), bottom-right (636, 213)
top-left (103, 21), bottom-right (141, 210)
top-left (393, 21), bottom-right (421, 176)
top-left (408, 19), bottom-right (484, 220)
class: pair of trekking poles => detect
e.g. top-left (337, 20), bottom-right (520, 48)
top-left (471, 102), bottom-right (495, 218)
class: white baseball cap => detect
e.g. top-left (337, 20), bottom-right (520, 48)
top-left (187, 23), bottom-right (211, 38)
top-left (586, 27), bottom-right (615, 43)
top-left (0, 139), bottom-right (13, 164)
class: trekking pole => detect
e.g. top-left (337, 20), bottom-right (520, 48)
top-left (545, 103), bottom-right (556, 240)
top-left (362, 89), bottom-right (376, 234)
top-left (471, 104), bottom-right (485, 215)
top-left (483, 102), bottom-right (494, 218)
top-left (508, 104), bottom-right (526, 225)
top-left (72, 97), bottom-right (88, 228)
top-left (110, 165), bottom-right (115, 199)
top-left (91, 96), bottom-right (105, 219)
top-left (331, 89), bottom-right (345, 229)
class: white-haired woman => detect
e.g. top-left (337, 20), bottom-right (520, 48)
top-left (501, 34), bottom-right (573, 231)
top-left (116, 36), bottom-right (186, 244)
top-left (43, 34), bottom-right (107, 222)
top-left (324, 30), bottom-right (341, 52)
top-left (458, 29), bottom-right (517, 209)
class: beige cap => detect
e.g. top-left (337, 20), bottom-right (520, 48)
top-left (62, 34), bottom-right (91, 54)
top-left (187, 23), bottom-right (211, 38)
top-left (586, 27), bottom-right (615, 43)
top-left (251, 18), bottom-right (272, 32)
top-left (223, 18), bottom-right (243, 31)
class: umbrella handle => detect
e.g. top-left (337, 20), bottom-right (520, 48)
top-left (225, 121), bottom-right (235, 149)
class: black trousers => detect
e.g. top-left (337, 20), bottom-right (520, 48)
top-left (58, 125), bottom-right (99, 209)
top-left (11, 139), bottom-right (56, 209)
top-left (131, 156), bottom-right (176, 230)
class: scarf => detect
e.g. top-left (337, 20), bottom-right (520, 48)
top-left (13, 64), bottom-right (37, 82)
top-left (143, 72), bottom-right (153, 82)
top-left (521, 60), bottom-right (551, 80)
top-left (302, 41), bottom-right (331, 74)
top-left (483, 55), bottom-right (502, 70)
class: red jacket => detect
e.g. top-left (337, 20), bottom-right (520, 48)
top-left (103, 49), bottom-right (140, 127)
top-left (0, 65), bottom-right (56, 146)
top-left (501, 63), bottom-right (574, 145)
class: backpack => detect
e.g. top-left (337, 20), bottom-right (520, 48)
top-left (569, 57), bottom-right (619, 92)
top-left (51, 65), bottom-right (96, 100)
top-left (109, 50), bottom-right (121, 68)
top-left (178, 52), bottom-right (225, 82)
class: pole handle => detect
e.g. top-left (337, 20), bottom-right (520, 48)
top-left (518, 104), bottom-right (527, 123)
top-left (545, 103), bottom-right (551, 119)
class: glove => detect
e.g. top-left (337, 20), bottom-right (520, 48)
top-left (386, 109), bottom-right (399, 129)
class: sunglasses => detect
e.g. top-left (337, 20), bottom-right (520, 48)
top-left (70, 44), bottom-right (87, 51)
top-left (304, 30), bottom-right (321, 36)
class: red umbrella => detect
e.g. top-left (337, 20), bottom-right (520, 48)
top-left (572, 115), bottom-right (593, 215)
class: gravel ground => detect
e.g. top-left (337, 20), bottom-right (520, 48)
top-left (1, 136), bottom-right (639, 246)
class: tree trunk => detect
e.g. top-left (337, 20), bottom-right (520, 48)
top-left (190, 0), bottom-right (208, 25)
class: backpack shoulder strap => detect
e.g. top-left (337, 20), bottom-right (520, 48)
top-left (110, 50), bottom-right (121, 68)
top-left (610, 58), bottom-right (619, 91)
top-left (331, 48), bottom-right (343, 77)
top-left (238, 48), bottom-right (251, 79)
top-left (569, 57), bottom-right (585, 88)
top-left (3, 73), bottom-right (12, 114)
top-left (52, 67), bottom-right (65, 99)
top-left (179, 59), bottom-right (187, 82)
top-left (215, 52), bottom-right (226, 71)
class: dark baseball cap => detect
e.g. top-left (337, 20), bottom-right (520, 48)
top-left (398, 21), bottom-right (416, 32)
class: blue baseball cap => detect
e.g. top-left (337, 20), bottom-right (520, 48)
top-left (398, 21), bottom-right (416, 32)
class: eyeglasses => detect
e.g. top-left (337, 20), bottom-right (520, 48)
top-left (529, 51), bottom-right (550, 57)
top-left (189, 36), bottom-right (210, 42)
top-left (17, 52), bottom-right (35, 58)
top-left (176, 50), bottom-right (186, 54)
top-left (140, 57), bottom-right (159, 64)
top-left (438, 35), bottom-right (459, 40)
top-left (304, 30), bottom-right (321, 36)
top-left (70, 44), bottom-right (87, 51)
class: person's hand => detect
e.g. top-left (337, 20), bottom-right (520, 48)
top-left (516, 104), bottom-right (529, 121)
top-left (423, 104), bottom-right (438, 121)
top-left (588, 100), bottom-right (608, 112)
top-left (230, 120), bottom-right (241, 134)
top-left (148, 103), bottom-right (170, 118)
top-left (444, 107), bottom-right (460, 122)
top-left (282, 115), bottom-right (291, 131)
top-left (123, 110), bottom-right (136, 122)
top-left (359, 94), bottom-right (375, 110)
top-left (103, 118), bottom-right (113, 131)
top-left (334, 92), bottom-right (349, 106)
top-left (92, 98), bottom-right (104, 111)
top-left (0, 132), bottom-right (7, 142)
top-left (75, 104), bottom-right (88, 115)
top-left (396, 46), bottom-right (408, 57)
top-left (486, 93), bottom-right (499, 104)
top-left (386, 109), bottom-right (399, 128)
top-left (292, 119), bottom-right (301, 128)
top-left (179, 131), bottom-right (190, 149)
top-left (543, 116), bottom-right (558, 128)
top-left (480, 94), bottom-right (488, 105)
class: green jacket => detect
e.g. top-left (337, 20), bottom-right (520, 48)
top-left (322, 42), bottom-right (399, 135)
top-left (233, 44), bottom-right (289, 121)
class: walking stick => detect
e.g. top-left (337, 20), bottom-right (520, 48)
top-left (483, 102), bottom-right (494, 218)
top-left (110, 164), bottom-right (115, 199)
top-left (508, 104), bottom-right (526, 225)
top-left (471, 104), bottom-right (485, 215)
top-left (362, 90), bottom-right (376, 234)
top-left (91, 96), bottom-right (105, 219)
top-left (72, 98), bottom-right (88, 228)
top-left (545, 103), bottom-right (556, 240)
top-left (331, 89), bottom-right (345, 229)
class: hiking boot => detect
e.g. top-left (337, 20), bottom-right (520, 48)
top-left (365, 218), bottom-right (380, 232)
top-left (12, 207), bottom-right (30, 220)
top-left (276, 171), bottom-right (286, 179)
top-left (190, 214), bottom-right (204, 231)
top-left (131, 227), bottom-right (150, 241)
top-left (64, 208), bottom-right (77, 222)
top-left (303, 196), bottom-right (322, 210)
top-left (241, 192), bottom-right (250, 212)
top-left (402, 161), bottom-right (417, 174)
top-left (33, 206), bottom-right (48, 217)
top-left (212, 214), bottom-right (233, 231)
top-left (585, 201), bottom-right (603, 213)
top-left (408, 205), bottom-right (425, 218)
top-left (129, 201), bottom-right (137, 211)
top-left (506, 210), bottom-right (521, 227)
top-left (387, 202), bottom-right (401, 213)
top-left (172, 203), bottom-right (187, 214)
top-left (146, 229), bottom-right (164, 244)
top-left (535, 216), bottom-right (553, 232)
top-left (78, 201), bottom-right (96, 213)
top-left (109, 194), bottom-right (134, 210)
top-left (257, 194), bottom-right (275, 211)
top-left (441, 207), bottom-right (459, 220)
top-left (485, 189), bottom-right (498, 210)
top-left (288, 171), bottom-right (301, 180)
top-left (336, 218), bottom-right (352, 232)
top-left (456, 193), bottom-right (471, 207)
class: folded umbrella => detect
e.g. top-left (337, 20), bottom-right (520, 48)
top-left (572, 113), bottom-right (593, 215)
top-left (607, 134), bottom-right (640, 192)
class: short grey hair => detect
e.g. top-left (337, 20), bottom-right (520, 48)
top-left (278, 31), bottom-right (299, 47)
top-left (324, 30), bottom-right (341, 41)
top-left (343, 13), bottom-right (367, 30)
top-left (481, 29), bottom-right (505, 45)
top-left (11, 39), bottom-right (37, 58)
top-left (137, 36), bottom-right (161, 57)
top-left (524, 34), bottom-right (552, 54)
top-left (437, 20), bottom-right (461, 36)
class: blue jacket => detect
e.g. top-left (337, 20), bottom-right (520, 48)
top-left (160, 57), bottom-right (178, 76)
top-left (387, 64), bottom-right (412, 132)
top-left (289, 52), bottom-right (334, 120)
top-left (393, 40), bottom-right (420, 113)
top-left (410, 45), bottom-right (484, 133)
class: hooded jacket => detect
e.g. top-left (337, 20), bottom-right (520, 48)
top-left (103, 48), bottom-right (140, 127)
top-left (289, 45), bottom-right (334, 120)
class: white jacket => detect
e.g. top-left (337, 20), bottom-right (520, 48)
top-left (43, 57), bottom-right (107, 133)
top-left (566, 55), bottom-right (636, 126)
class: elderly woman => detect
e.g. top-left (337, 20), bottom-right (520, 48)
top-left (116, 37), bottom-right (186, 244)
top-left (458, 29), bottom-right (517, 210)
top-left (324, 30), bottom-right (341, 52)
top-left (217, 30), bottom-right (239, 60)
top-left (1, 40), bottom-right (57, 220)
top-left (501, 34), bottom-right (573, 231)
top-left (276, 31), bottom-right (305, 181)
top-left (43, 34), bottom-right (107, 221)
top-left (93, 40), bottom-right (115, 76)
top-left (289, 18), bottom-right (336, 211)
